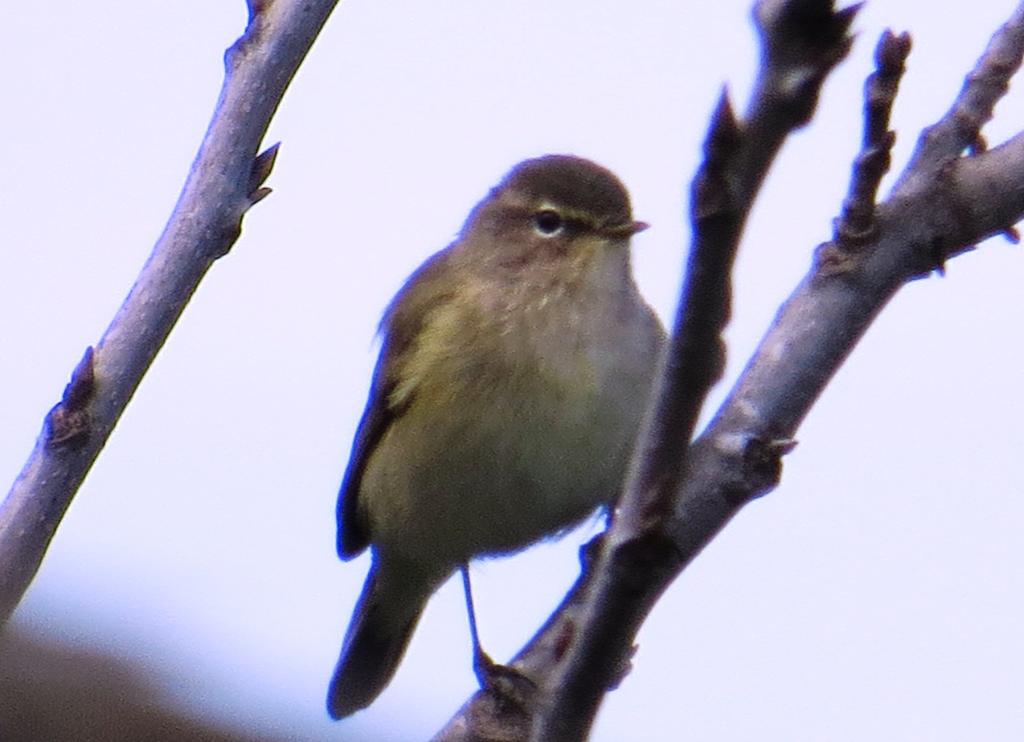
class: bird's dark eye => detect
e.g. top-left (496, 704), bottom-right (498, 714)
top-left (533, 209), bottom-right (564, 236)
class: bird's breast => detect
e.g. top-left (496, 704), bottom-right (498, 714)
top-left (364, 272), bottom-right (659, 568)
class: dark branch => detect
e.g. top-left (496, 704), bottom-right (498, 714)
top-left (834, 30), bottom-right (911, 247)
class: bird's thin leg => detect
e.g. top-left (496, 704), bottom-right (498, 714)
top-left (460, 564), bottom-right (497, 684)
top-left (460, 564), bottom-right (540, 710)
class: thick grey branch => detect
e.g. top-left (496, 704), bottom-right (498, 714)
top-left (0, 1), bottom-right (339, 626)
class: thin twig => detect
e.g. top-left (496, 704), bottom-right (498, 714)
top-left (834, 30), bottom-right (911, 247)
top-left (0, 1), bottom-right (339, 626)
top-left (901, 2), bottom-right (1024, 178)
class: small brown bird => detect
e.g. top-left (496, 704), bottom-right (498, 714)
top-left (327, 154), bottom-right (665, 718)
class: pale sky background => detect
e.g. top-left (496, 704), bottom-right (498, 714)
top-left (3, 2), bottom-right (1024, 740)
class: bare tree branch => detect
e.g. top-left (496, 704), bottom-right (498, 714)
top-left (904, 1), bottom-right (1024, 173)
top-left (0, 1), bottom-right (338, 625)
top-left (434, 1), bottom-right (1024, 739)
top-left (834, 30), bottom-right (911, 246)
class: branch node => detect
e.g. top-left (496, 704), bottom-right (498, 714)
top-left (479, 666), bottom-right (537, 720)
top-left (249, 186), bottom-right (274, 206)
top-left (739, 435), bottom-right (795, 501)
top-left (926, 236), bottom-right (953, 277)
top-left (812, 241), bottom-right (858, 278)
top-left (250, 142), bottom-right (280, 193)
top-left (243, 144), bottom-right (280, 208)
top-left (45, 347), bottom-right (96, 449)
top-left (969, 132), bottom-right (990, 156)
top-left (605, 644), bottom-right (637, 691)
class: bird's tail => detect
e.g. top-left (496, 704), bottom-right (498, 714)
top-left (327, 560), bottom-right (432, 719)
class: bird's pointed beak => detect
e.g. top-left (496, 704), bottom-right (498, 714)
top-left (600, 220), bottom-right (649, 238)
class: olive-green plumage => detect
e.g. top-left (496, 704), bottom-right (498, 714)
top-left (328, 155), bottom-right (665, 718)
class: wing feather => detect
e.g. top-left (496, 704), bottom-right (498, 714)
top-left (336, 248), bottom-right (456, 558)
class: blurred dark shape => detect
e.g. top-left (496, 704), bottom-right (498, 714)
top-left (0, 627), bottom-right (280, 742)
